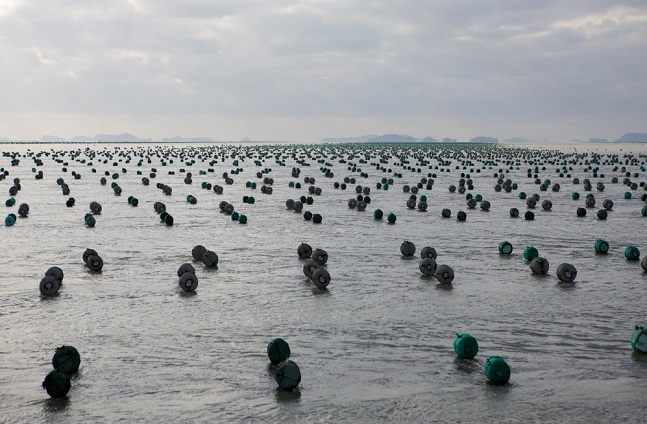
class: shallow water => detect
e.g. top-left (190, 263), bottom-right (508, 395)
top-left (1, 142), bottom-right (646, 423)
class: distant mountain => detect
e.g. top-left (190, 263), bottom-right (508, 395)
top-left (241, 137), bottom-right (252, 142)
top-left (70, 135), bottom-right (94, 142)
top-left (503, 137), bottom-right (530, 143)
top-left (615, 132), bottom-right (647, 142)
top-left (161, 136), bottom-right (215, 143)
top-left (470, 136), bottom-right (498, 143)
top-left (322, 135), bottom-right (378, 143)
top-left (67, 133), bottom-right (152, 142)
top-left (442, 137), bottom-right (457, 143)
top-left (369, 134), bottom-right (416, 143)
top-left (589, 138), bottom-right (608, 143)
top-left (421, 136), bottom-right (438, 142)
top-left (41, 135), bottom-right (66, 143)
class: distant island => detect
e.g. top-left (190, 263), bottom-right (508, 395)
top-left (321, 134), bottom-right (498, 144)
top-left (615, 132), bottom-right (647, 142)
top-left (589, 138), bottom-right (608, 143)
top-left (34, 133), bottom-right (216, 143)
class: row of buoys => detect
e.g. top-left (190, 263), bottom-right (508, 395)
top-left (192, 245), bottom-right (219, 268)
top-left (298, 243), bottom-right (331, 288)
top-left (454, 334), bottom-right (511, 384)
top-left (400, 241), bottom-right (454, 284)
top-left (39, 266), bottom-right (64, 295)
top-left (42, 345), bottom-right (81, 398)
top-left (267, 338), bottom-right (301, 390)
top-left (83, 248), bottom-right (104, 272)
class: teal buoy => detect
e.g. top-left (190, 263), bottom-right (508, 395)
top-left (572, 192), bottom-right (580, 200)
top-left (441, 208), bottom-right (451, 218)
top-left (267, 338), bottom-right (291, 364)
top-left (624, 191), bottom-right (632, 199)
top-left (499, 241), bottom-right (513, 255)
top-left (625, 245), bottom-right (640, 261)
top-left (238, 214), bottom-right (247, 224)
top-left (642, 206), bottom-right (647, 217)
top-left (164, 214), bottom-right (174, 226)
top-left (84, 213), bottom-right (96, 227)
top-left (42, 370), bottom-right (71, 398)
top-left (509, 208), bottom-right (519, 217)
top-left (631, 326), bottom-right (647, 353)
top-left (52, 345), bottom-right (81, 374)
top-left (523, 246), bottom-right (538, 261)
top-left (387, 212), bottom-right (396, 223)
top-left (5, 213), bottom-right (16, 226)
top-left (373, 209), bottom-right (383, 219)
top-left (453, 333), bottom-right (478, 359)
top-left (484, 356), bottom-right (510, 384)
top-left (275, 360), bottom-right (301, 390)
top-left (594, 239), bottom-right (609, 254)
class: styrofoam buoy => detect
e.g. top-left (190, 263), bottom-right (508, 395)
top-left (556, 263), bottom-right (577, 282)
top-left (631, 326), bottom-right (647, 353)
top-left (203, 250), bottom-right (219, 268)
top-left (420, 246), bottom-right (437, 259)
top-left (267, 338), bottom-right (291, 364)
top-left (453, 333), bottom-right (478, 359)
top-left (192, 245), bottom-right (207, 261)
top-left (484, 356), bottom-right (510, 384)
top-left (498, 241), bottom-right (513, 254)
top-left (42, 370), bottom-right (71, 398)
top-left (52, 345), bottom-right (81, 374)
top-left (419, 258), bottom-right (437, 276)
top-left (177, 263), bottom-right (195, 277)
top-left (312, 248), bottom-right (328, 265)
top-left (435, 264), bottom-right (454, 284)
top-left (45, 266), bottom-right (64, 283)
top-left (400, 241), bottom-right (415, 257)
top-left (39, 276), bottom-right (61, 296)
top-left (625, 245), bottom-right (640, 261)
top-left (303, 261), bottom-right (320, 279)
top-left (530, 257), bottom-right (549, 275)
top-left (594, 239), bottom-right (609, 254)
top-left (311, 268), bottom-right (331, 288)
top-left (523, 246), bottom-right (538, 261)
top-left (179, 272), bottom-right (198, 292)
top-left (275, 359), bottom-right (301, 390)
top-left (297, 243), bottom-right (312, 259)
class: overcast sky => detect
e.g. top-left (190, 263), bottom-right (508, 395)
top-left (1, 0), bottom-right (646, 142)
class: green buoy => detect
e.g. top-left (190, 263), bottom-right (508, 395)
top-left (52, 345), bottom-right (81, 374)
top-left (275, 360), bottom-right (301, 390)
top-left (484, 356), bottom-right (510, 384)
top-left (42, 370), bottom-right (71, 398)
top-left (625, 245), bottom-right (640, 261)
top-left (509, 208), bottom-right (519, 217)
top-left (631, 326), bottom-right (647, 353)
top-left (441, 208), bottom-right (451, 218)
top-left (238, 214), bottom-right (247, 224)
top-left (267, 338), bottom-right (291, 364)
top-left (523, 246), bottom-right (538, 261)
top-left (387, 212), bottom-right (396, 223)
top-left (373, 209), bottom-right (383, 219)
top-left (597, 209), bottom-right (607, 220)
top-left (453, 333), bottom-right (478, 359)
top-left (594, 239), bottom-right (609, 254)
top-left (499, 241), bottom-right (513, 255)
top-left (5, 213), bottom-right (16, 226)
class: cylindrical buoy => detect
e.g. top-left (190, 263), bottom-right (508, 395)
top-left (400, 241), bottom-right (415, 257)
top-left (525, 211), bottom-right (535, 220)
top-left (420, 246), bottom-right (437, 259)
top-left (86, 255), bottom-right (103, 272)
top-left (453, 333), bottom-right (478, 359)
top-left (625, 245), bottom-right (640, 261)
top-left (179, 272), bottom-right (198, 292)
top-left (39, 276), bottom-right (61, 296)
top-left (576, 207), bottom-right (586, 217)
top-left (457, 211), bottom-right (466, 221)
top-left (177, 263), bottom-right (195, 277)
top-left (275, 359), bottom-right (301, 390)
top-left (387, 212), bottom-right (396, 223)
top-left (297, 243), bottom-right (312, 259)
top-left (312, 249), bottom-right (328, 265)
top-left (311, 268), bottom-right (331, 288)
top-left (203, 251), bottom-right (219, 268)
top-left (523, 246), bottom-right (538, 261)
top-left (192, 245), bottom-right (207, 261)
top-left (42, 369), bottom-right (71, 398)
top-left (556, 263), bottom-right (577, 282)
top-left (597, 209), bottom-right (607, 220)
top-left (435, 264), bottom-right (454, 284)
top-left (267, 338), bottom-right (291, 364)
top-left (312, 214), bottom-right (322, 223)
top-left (303, 261), bottom-right (320, 279)
top-left (484, 356), bottom-right (510, 384)
top-left (45, 266), bottom-right (64, 283)
top-left (441, 208), bottom-right (451, 218)
top-left (419, 258), bottom-right (437, 276)
top-left (373, 209), bottom-right (383, 219)
top-left (509, 208), bottom-right (519, 217)
top-left (594, 239), bottom-right (609, 254)
top-left (642, 256), bottom-right (647, 272)
top-left (498, 241), bottom-right (513, 255)
top-left (631, 326), bottom-right (647, 353)
top-left (52, 345), bottom-right (81, 374)
top-left (530, 257), bottom-right (550, 275)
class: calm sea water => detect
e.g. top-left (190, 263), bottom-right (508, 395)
top-left (1, 142), bottom-right (646, 423)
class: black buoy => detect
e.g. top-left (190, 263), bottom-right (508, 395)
top-left (312, 248), bottom-right (328, 265)
top-left (203, 251), bottom-right (219, 268)
top-left (42, 370), bottom-right (71, 398)
top-left (297, 243), bottom-right (312, 259)
top-left (192, 245), bottom-right (207, 261)
top-left (52, 345), bottom-right (81, 374)
top-left (179, 272), bottom-right (198, 292)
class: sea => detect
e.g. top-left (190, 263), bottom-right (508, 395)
top-left (1, 141), bottom-right (646, 423)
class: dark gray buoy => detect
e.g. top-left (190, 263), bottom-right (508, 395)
top-left (297, 243), bottom-right (312, 259)
top-left (435, 265), bottom-right (454, 284)
top-left (303, 261), bottom-right (320, 279)
top-left (556, 263), bottom-right (577, 282)
top-left (312, 248), bottom-right (328, 265)
top-left (400, 241), bottom-right (415, 257)
top-left (177, 263), bottom-right (195, 277)
top-left (39, 276), bottom-right (60, 296)
top-left (179, 272), bottom-right (198, 292)
top-left (419, 258), bottom-right (437, 276)
top-left (42, 370), bottom-right (71, 398)
top-left (311, 268), bottom-right (331, 288)
top-left (420, 246), bottom-right (437, 259)
top-left (203, 251), bottom-right (219, 268)
top-left (530, 257), bottom-right (549, 275)
top-left (192, 245), bottom-right (207, 261)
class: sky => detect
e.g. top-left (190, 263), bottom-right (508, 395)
top-left (0, 0), bottom-right (646, 142)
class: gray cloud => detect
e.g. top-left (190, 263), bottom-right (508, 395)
top-left (0, 0), bottom-right (645, 141)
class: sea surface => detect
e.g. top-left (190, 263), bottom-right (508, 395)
top-left (1, 142), bottom-right (646, 423)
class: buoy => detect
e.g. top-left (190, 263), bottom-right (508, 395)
top-left (400, 241), bottom-right (415, 257)
top-left (484, 356), bottom-right (510, 384)
top-left (303, 211), bottom-right (312, 220)
top-left (556, 263), bottom-right (577, 282)
top-left (525, 211), bottom-right (534, 220)
top-left (435, 264), bottom-right (454, 284)
top-left (303, 261), bottom-right (320, 279)
top-left (90, 201), bottom-right (102, 214)
top-left (523, 246), bottom-right (538, 261)
top-left (312, 214), bottom-right (322, 223)
top-left (576, 207), bottom-right (586, 217)
top-left (541, 200), bottom-right (552, 211)
top-left (387, 212), bottom-right (396, 223)
top-left (311, 268), bottom-right (331, 288)
top-left (499, 241), bottom-right (513, 255)
top-left (642, 256), bottom-right (647, 272)
top-left (86, 255), bottom-right (103, 272)
top-left (192, 245), bottom-right (207, 261)
top-left (297, 243), bottom-right (312, 258)
top-left (453, 333), bottom-right (478, 359)
top-left (177, 263), bottom-right (195, 277)
top-left (179, 272), bottom-right (198, 292)
top-left (625, 245), bottom-right (640, 261)
top-left (530, 257), bottom-right (549, 274)
top-left (84, 213), bottom-right (96, 227)
top-left (597, 209), bottom-right (607, 220)
top-left (39, 276), bottom-right (61, 296)
top-left (312, 248), bottom-right (328, 265)
top-left (457, 211), bottom-right (466, 221)
top-left (509, 208), bottom-right (519, 217)
top-left (45, 266), bottom-right (64, 282)
top-left (631, 326), bottom-right (647, 353)
top-left (419, 258), bottom-right (437, 276)
top-left (420, 246), bottom-right (437, 259)
top-left (603, 199), bottom-right (613, 210)
top-left (275, 359), bottom-right (301, 390)
top-left (203, 251), bottom-right (219, 268)
top-left (441, 208), bottom-right (451, 218)
top-left (52, 345), bottom-right (81, 374)
top-left (373, 209), bottom-right (383, 219)
top-left (594, 239), bottom-right (609, 254)
top-left (42, 369), bottom-right (71, 398)
top-left (267, 338), bottom-right (290, 364)
top-left (5, 213), bottom-right (16, 226)
top-left (480, 200), bottom-right (490, 211)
